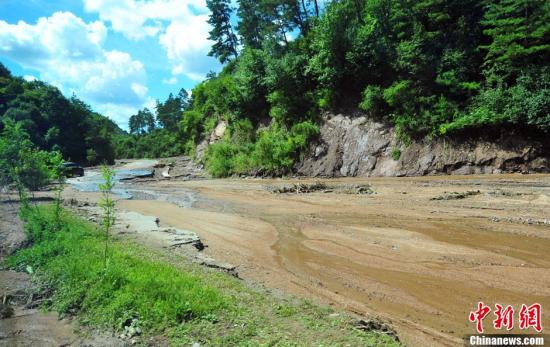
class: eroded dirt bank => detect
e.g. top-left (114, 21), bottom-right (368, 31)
top-left (109, 174), bottom-right (550, 347)
top-left (297, 114), bottom-right (550, 177)
top-left (0, 201), bottom-right (125, 347)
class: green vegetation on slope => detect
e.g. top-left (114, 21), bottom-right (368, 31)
top-left (5, 205), bottom-right (399, 346)
top-left (2, 0), bottom-right (548, 176)
top-left (114, 0), bottom-right (549, 176)
top-left (0, 64), bottom-right (122, 165)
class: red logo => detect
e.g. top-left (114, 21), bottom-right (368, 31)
top-left (469, 302), bottom-right (543, 333)
top-left (469, 302), bottom-right (491, 333)
top-left (519, 303), bottom-right (543, 332)
top-left (493, 304), bottom-right (514, 331)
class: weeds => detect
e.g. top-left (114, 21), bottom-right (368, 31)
top-left (7, 206), bottom-right (226, 331)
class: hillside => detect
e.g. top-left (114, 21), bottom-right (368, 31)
top-left (2, 0), bottom-right (548, 176)
top-left (114, 0), bottom-right (549, 177)
top-left (0, 63), bottom-right (123, 165)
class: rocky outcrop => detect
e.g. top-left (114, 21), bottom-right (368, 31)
top-left (297, 113), bottom-right (550, 177)
top-left (196, 121), bottom-right (228, 159)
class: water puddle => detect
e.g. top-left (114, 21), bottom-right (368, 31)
top-left (67, 169), bottom-right (153, 199)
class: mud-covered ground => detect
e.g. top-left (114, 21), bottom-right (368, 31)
top-left (40, 161), bottom-right (550, 346)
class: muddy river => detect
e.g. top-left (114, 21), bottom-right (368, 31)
top-left (66, 164), bottom-right (550, 346)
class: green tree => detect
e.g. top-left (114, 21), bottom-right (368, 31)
top-left (177, 88), bottom-right (192, 111)
top-left (0, 120), bottom-right (58, 205)
top-left (50, 151), bottom-right (65, 230)
top-left (481, 0), bottom-right (550, 84)
top-left (237, 0), bottom-right (264, 48)
top-left (156, 93), bottom-right (182, 131)
top-left (129, 108), bottom-right (156, 135)
top-left (207, 0), bottom-right (239, 63)
top-left (1, 67), bottom-right (120, 165)
top-left (98, 166), bottom-right (116, 270)
top-left (237, 0), bottom-right (307, 48)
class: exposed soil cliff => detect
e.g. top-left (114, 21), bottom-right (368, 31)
top-left (297, 113), bottom-right (550, 177)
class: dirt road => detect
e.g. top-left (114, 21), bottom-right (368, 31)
top-left (65, 167), bottom-right (550, 346)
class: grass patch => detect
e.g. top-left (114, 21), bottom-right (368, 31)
top-left (8, 206), bottom-right (225, 332)
top-left (5, 205), bottom-right (400, 346)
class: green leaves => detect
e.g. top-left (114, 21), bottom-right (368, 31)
top-left (481, 0), bottom-right (550, 83)
top-left (440, 67), bottom-right (550, 133)
top-left (0, 66), bottom-right (119, 165)
top-left (204, 121), bottom-right (318, 177)
top-left (0, 119), bottom-right (60, 194)
top-left (207, 0), bottom-right (239, 63)
top-left (99, 166), bottom-right (116, 269)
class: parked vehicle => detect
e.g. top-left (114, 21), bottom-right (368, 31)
top-left (60, 162), bottom-right (84, 177)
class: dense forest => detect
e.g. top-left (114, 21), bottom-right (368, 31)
top-left (2, 0), bottom-right (549, 177)
top-left (0, 63), bottom-right (122, 165)
top-left (121, 0), bottom-right (549, 177)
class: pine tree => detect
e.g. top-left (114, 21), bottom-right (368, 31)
top-left (237, 0), bottom-right (264, 48)
top-left (155, 94), bottom-right (182, 131)
top-left (482, 0), bottom-right (550, 83)
top-left (207, 0), bottom-right (239, 63)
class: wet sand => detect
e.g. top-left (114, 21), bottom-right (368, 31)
top-left (114, 174), bottom-right (550, 346)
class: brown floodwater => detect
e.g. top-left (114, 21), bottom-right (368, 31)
top-left (113, 174), bottom-right (550, 346)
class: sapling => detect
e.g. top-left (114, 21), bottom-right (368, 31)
top-left (99, 166), bottom-right (116, 270)
top-left (50, 152), bottom-right (65, 230)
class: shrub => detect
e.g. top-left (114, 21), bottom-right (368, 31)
top-left (359, 85), bottom-right (386, 118)
top-left (203, 121), bottom-right (319, 177)
top-left (252, 126), bottom-right (294, 174)
top-left (391, 148), bottom-right (401, 161)
top-left (204, 141), bottom-right (237, 178)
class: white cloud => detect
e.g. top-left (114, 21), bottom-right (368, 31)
top-left (0, 11), bottom-right (149, 127)
top-left (83, 0), bottom-right (207, 40)
top-left (83, 0), bottom-right (220, 81)
top-left (131, 82), bottom-right (148, 98)
top-left (84, 0), bottom-right (160, 40)
top-left (0, 12), bottom-right (106, 66)
top-left (23, 75), bottom-right (37, 82)
top-left (159, 14), bottom-right (219, 80)
top-left (162, 76), bottom-right (178, 85)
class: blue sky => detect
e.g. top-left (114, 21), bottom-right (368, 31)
top-left (0, 0), bottom-right (222, 128)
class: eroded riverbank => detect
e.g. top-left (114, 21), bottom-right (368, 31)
top-left (63, 165), bottom-right (550, 346)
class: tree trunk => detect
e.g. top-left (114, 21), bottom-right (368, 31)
top-left (313, 0), bottom-right (319, 17)
top-left (297, 5), bottom-right (307, 34)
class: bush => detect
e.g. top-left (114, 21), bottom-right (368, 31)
top-left (202, 121), bottom-right (319, 177)
top-left (204, 141), bottom-right (238, 178)
top-left (359, 85), bottom-right (386, 118)
top-left (252, 121), bottom-right (319, 175)
top-left (252, 126), bottom-right (294, 174)
top-left (391, 148), bottom-right (401, 161)
top-left (179, 110), bottom-right (204, 146)
top-left (440, 68), bottom-right (550, 134)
